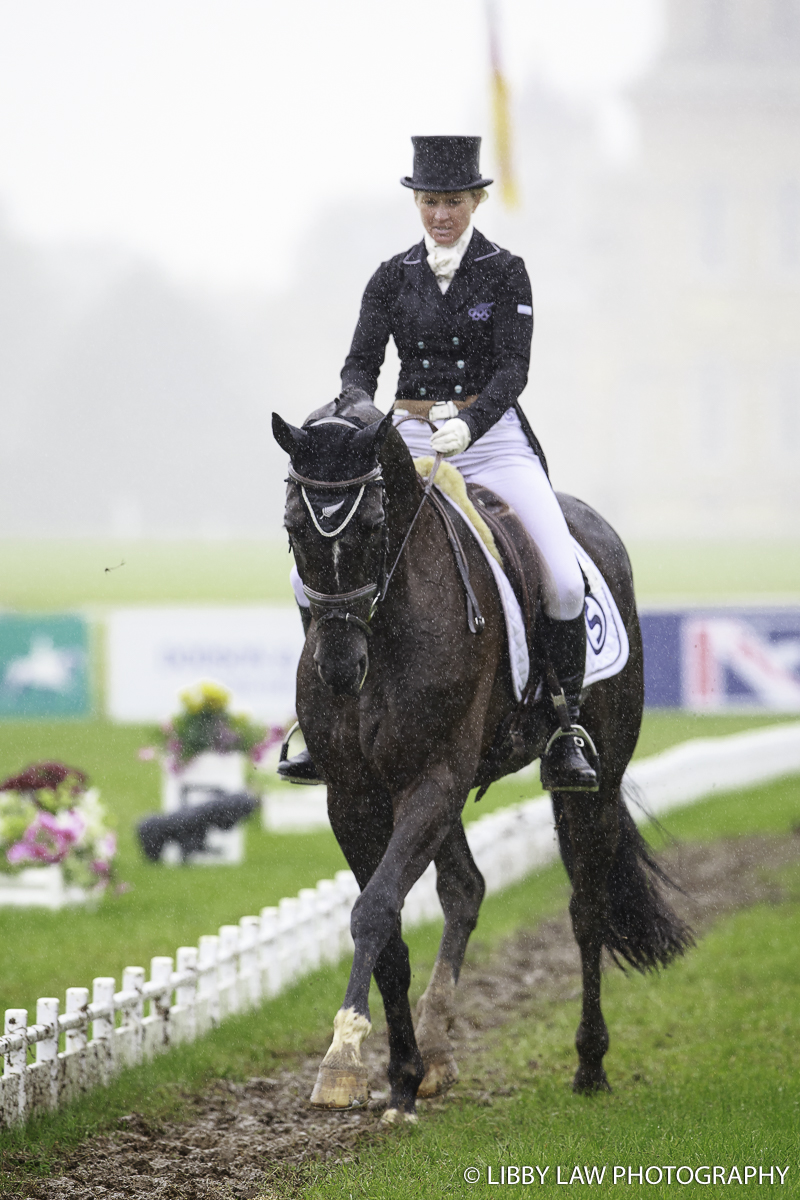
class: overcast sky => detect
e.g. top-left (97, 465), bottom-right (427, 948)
top-left (0, 0), bottom-right (662, 292)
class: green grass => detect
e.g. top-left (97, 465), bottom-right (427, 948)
top-left (3, 772), bottom-right (799, 1191)
top-left (627, 539), bottom-right (800, 600)
top-left (300, 778), bottom-right (800, 1200)
top-left (0, 540), bottom-right (295, 609)
top-left (2, 713), bottom-right (791, 1014)
top-left (309, 875), bottom-right (800, 1199)
top-left (0, 721), bottom-right (349, 1014)
top-left (1, 539), bottom-right (799, 611)
top-left (646, 771), bottom-right (800, 844)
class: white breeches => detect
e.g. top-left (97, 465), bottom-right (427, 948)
top-left (290, 409), bottom-right (585, 623)
top-left (395, 408), bottom-right (585, 622)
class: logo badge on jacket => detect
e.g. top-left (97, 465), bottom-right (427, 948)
top-left (468, 302), bottom-right (494, 322)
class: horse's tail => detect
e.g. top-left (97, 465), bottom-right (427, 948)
top-left (552, 784), bottom-right (694, 972)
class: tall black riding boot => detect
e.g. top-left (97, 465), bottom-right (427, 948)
top-left (277, 605), bottom-right (324, 786)
top-left (539, 613), bottom-right (599, 793)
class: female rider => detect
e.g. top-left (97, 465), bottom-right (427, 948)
top-left (280, 135), bottom-right (596, 793)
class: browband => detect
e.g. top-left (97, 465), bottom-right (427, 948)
top-left (306, 417), bottom-right (360, 428)
top-left (287, 464), bottom-right (383, 490)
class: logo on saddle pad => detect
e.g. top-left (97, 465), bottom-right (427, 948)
top-left (585, 595), bottom-right (606, 655)
top-left (468, 302), bottom-right (494, 321)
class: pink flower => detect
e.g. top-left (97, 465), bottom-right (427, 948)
top-left (251, 726), bottom-right (286, 763)
top-left (7, 811), bottom-right (81, 866)
top-left (96, 832), bottom-right (117, 861)
top-left (138, 747), bottom-right (156, 761)
top-left (57, 809), bottom-right (87, 842)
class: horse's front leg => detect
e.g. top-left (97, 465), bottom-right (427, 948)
top-left (311, 771), bottom-right (464, 1120)
top-left (559, 788), bottom-right (619, 1093)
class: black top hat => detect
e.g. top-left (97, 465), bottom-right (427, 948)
top-left (400, 136), bottom-right (493, 192)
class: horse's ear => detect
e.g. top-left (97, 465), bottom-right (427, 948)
top-left (352, 410), bottom-right (394, 458)
top-left (272, 413), bottom-right (308, 457)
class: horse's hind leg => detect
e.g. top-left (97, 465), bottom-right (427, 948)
top-left (415, 820), bottom-right (485, 1098)
top-left (558, 786), bottom-right (619, 1094)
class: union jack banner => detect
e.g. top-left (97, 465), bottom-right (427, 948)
top-left (641, 609), bottom-right (800, 711)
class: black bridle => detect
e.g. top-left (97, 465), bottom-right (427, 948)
top-left (286, 414), bottom-right (484, 639)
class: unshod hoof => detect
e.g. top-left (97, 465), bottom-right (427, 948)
top-left (416, 1053), bottom-right (459, 1098)
top-left (309, 1007), bottom-right (372, 1109)
top-left (309, 1063), bottom-right (369, 1109)
top-left (572, 1064), bottom-right (611, 1095)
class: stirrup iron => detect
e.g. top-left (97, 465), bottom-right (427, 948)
top-left (278, 721), bottom-right (323, 786)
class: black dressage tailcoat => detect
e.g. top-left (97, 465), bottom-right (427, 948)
top-left (340, 227), bottom-right (547, 469)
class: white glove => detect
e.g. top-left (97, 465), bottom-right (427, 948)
top-left (430, 417), bottom-right (471, 457)
top-left (428, 401), bottom-right (460, 421)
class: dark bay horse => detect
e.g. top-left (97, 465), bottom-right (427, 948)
top-left (272, 388), bottom-right (690, 1123)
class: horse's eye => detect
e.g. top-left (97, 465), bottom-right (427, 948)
top-left (284, 513), bottom-right (305, 536)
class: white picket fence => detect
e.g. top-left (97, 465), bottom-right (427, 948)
top-left (2, 722), bottom-right (799, 1128)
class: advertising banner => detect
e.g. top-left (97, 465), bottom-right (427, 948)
top-left (641, 608), bottom-right (800, 711)
top-left (0, 614), bottom-right (90, 718)
top-left (106, 606), bottom-right (304, 723)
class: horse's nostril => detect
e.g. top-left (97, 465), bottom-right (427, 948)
top-left (314, 653), bottom-right (367, 696)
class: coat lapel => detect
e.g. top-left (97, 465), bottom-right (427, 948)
top-left (402, 239), bottom-right (441, 304)
top-left (443, 228), bottom-right (499, 312)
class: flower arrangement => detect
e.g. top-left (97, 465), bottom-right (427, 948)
top-left (143, 681), bottom-right (283, 769)
top-left (0, 761), bottom-right (117, 890)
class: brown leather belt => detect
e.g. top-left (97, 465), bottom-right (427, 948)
top-left (393, 396), bottom-right (478, 418)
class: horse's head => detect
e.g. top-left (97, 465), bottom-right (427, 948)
top-left (273, 408), bottom-right (394, 696)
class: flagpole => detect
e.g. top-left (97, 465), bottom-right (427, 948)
top-left (486, 0), bottom-right (520, 209)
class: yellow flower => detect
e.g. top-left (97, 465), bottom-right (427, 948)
top-left (179, 680), bottom-right (231, 714)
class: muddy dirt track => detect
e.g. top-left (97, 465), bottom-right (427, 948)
top-left (6, 832), bottom-right (800, 1199)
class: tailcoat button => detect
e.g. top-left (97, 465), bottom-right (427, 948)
top-left (422, 360), bottom-right (430, 368)
top-left (452, 337), bottom-right (460, 345)
top-left (457, 360), bottom-right (465, 369)
top-left (418, 341), bottom-right (425, 349)
top-left (419, 387), bottom-right (426, 396)
top-left (454, 385), bottom-right (463, 394)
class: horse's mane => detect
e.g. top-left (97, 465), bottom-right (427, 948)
top-left (303, 387), bottom-right (420, 506)
top-left (304, 385), bottom-right (383, 429)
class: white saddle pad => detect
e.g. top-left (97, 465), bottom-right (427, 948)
top-left (573, 538), bottom-right (630, 687)
top-left (435, 488), bottom-right (629, 699)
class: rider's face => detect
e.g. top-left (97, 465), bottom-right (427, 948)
top-left (415, 191), bottom-right (480, 246)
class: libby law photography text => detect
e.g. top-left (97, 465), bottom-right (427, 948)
top-left (463, 1164), bottom-right (791, 1186)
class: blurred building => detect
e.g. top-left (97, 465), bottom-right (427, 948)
top-left (1, 0), bottom-right (798, 540)
top-left (584, 0), bottom-right (800, 537)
